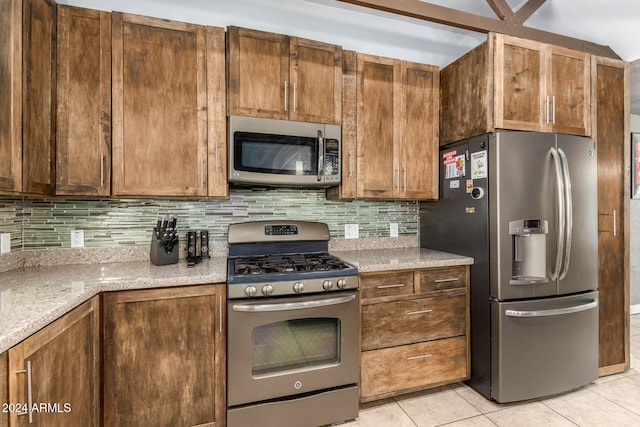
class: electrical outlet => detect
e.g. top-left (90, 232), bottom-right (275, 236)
top-left (344, 224), bottom-right (359, 239)
top-left (0, 233), bottom-right (10, 254)
top-left (70, 230), bottom-right (84, 248)
top-left (390, 223), bottom-right (399, 238)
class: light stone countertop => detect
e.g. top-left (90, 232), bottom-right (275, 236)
top-left (0, 257), bottom-right (227, 353)
top-left (0, 246), bottom-right (473, 354)
top-left (332, 247), bottom-right (473, 272)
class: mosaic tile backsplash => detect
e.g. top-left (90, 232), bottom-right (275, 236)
top-left (0, 189), bottom-right (418, 251)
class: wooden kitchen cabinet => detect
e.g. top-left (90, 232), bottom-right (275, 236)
top-left (0, 0), bottom-right (22, 194)
top-left (7, 297), bottom-right (100, 427)
top-left (1, 352), bottom-right (7, 427)
top-left (22, 0), bottom-right (56, 195)
top-left (112, 13), bottom-right (227, 197)
top-left (592, 56), bottom-right (630, 376)
top-left (359, 266), bottom-right (470, 402)
top-left (56, 5), bottom-right (111, 196)
top-left (103, 284), bottom-right (226, 427)
top-left (351, 54), bottom-right (439, 200)
top-left (441, 33), bottom-right (590, 144)
top-left (227, 26), bottom-right (342, 124)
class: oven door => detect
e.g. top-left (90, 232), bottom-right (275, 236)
top-left (227, 291), bottom-right (360, 406)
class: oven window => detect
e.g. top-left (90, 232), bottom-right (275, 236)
top-left (251, 317), bottom-right (340, 376)
top-left (234, 131), bottom-right (318, 175)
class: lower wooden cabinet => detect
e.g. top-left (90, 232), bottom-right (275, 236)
top-left (103, 284), bottom-right (226, 427)
top-left (359, 266), bottom-right (470, 402)
top-left (1, 352), bottom-right (8, 427)
top-left (7, 297), bottom-right (100, 426)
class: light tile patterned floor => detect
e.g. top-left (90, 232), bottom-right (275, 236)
top-left (341, 314), bottom-right (640, 427)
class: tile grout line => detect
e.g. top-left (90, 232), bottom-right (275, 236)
top-left (537, 399), bottom-right (581, 426)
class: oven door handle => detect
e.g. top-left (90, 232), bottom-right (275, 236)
top-left (232, 294), bottom-right (356, 312)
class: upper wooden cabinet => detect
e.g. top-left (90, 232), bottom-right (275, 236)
top-left (23, 0), bottom-right (56, 195)
top-left (111, 13), bottom-right (227, 197)
top-left (103, 285), bottom-right (226, 427)
top-left (0, 0), bottom-right (22, 194)
top-left (7, 297), bottom-right (100, 426)
top-left (441, 33), bottom-right (590, 144)
top-left (227, 26), bottom-right (342, 124)
top-left (56, 5), bottom-right (111, 196)
top-left (334, 53), bottom-right (438, 201)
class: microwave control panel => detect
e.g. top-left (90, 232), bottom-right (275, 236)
top-left (325, 139), bottom-right (340, 179)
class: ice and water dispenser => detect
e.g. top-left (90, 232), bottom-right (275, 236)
top-left (509, 219), bottom-right (548, 284)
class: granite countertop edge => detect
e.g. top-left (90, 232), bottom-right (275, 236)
top-left (0, 248), bottom-right (473, 354)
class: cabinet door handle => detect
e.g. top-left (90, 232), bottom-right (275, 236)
top-left (215, 141), bottom-right (220, 173)
top-left (396, 167), bottom-right (400, 190)
top-left (613, 209), bottom-right (617, 237)
top-left (16, 360), bottom-right (33, 423)
top-left (100, 152), bottom-right (104, 188)
top-left (405, 309), bottom-right (432, 316)
top-left (377, 283), bottom-right (406, 289)
top-left (284, 80), bottom-right (288, 112)
top-left (434, 278), bottom-right (459, 283)
top-left (293, 81), bottom-right (297, 112)
top-left (545, 96), bottom-right (550, 124)
top-left (406, 353), bottom-right (432, 361)
top-left (199, 158), bottom-right (205, 187)
top-left (403, 167), bottom-right (407, 192)
top-left (551, 95), bottom-right (556, 124)
top-left (219, 295), bottom-right (223, 333)
top-left (348, 150), bottom-right (353, 177)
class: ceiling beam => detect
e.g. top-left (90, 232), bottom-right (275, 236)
top-left (337, 0), bottom-right (620, 59)
top-left (486, 0), bottom-right (513, 21)
top-left (513, 0), bottom-right (546, 25)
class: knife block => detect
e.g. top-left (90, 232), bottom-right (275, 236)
top-left (150, 232), bottom-right (179, 266)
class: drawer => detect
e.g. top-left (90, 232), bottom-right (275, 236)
top-left (361, 295), bottom-right (466, 351)
top-left (419, 266), bottom-right (467, 293)
top-left (360, 336), bottom-right (467, 400)
top-left (360, 271), bottom-right (414, 299)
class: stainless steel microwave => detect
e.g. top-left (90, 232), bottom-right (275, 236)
top-left (228, 116), bottom-right (341, 187)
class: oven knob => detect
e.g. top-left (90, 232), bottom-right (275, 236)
top-left (322, 280), bottom-right (333, 290)
top-left (293, 282), bottom-right (305, 293)
top-left (336, 278), bottom-right (347, 289)
top-left (245, 285), bottom-right (257, 297)
top-left (262, 284), bottom-right (274, 296)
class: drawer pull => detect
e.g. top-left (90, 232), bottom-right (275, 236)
top-left (406, 353), bottom-right (432, 361)
top-left (405, 309), bottom-right (433, 316)
top-left (377, 283), bottom-right (406, 289)
top-left (434, 278), bottom-right (459, 283)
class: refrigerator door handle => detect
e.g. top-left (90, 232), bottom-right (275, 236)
top-left (550, 148), bottom-right (565, 281)
top-left (504, 300), bottom-right (597, 318)
top-left (558, 148), bottom-right (573, 280)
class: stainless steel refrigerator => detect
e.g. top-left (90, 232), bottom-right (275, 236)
top-left (420, 131), bottom-right (599, 403)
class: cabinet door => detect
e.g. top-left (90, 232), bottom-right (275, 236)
top-left (547, 45), bottom-right (590, 136)
top-left (227, 26), bottom-right (289, 120)
top-left (593, 57), bottom-right (629, 373)
top-left (1, 352), bottom-right (7, 427)
top-left (112, 13), bottom-right (209, 196)
top-left (289, 37), bottom-right (342, 124)
top-left (400, 61), bottom-right (439, 200)
top-left (0, 0), bottom-right (22, 194)
top-left (56, 5), bottom-right (111, 196)
top-left (8, 297), bottom-right (100, 427)
top-left (103, 285), bottom-right (225, 427)
top-left (22, 0), bottom-right (55, 195)
top-left (356, 54), bottom-right (400, 199)
top-left (206, 26), bottom-right (228, 198)
top-left (494, 34), bottom-right (545, 132)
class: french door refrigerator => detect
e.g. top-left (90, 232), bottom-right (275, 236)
top-left (420, 131), bottom-right (599, 403)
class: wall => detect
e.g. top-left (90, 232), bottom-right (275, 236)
top-left (0, 188), bottom-right (418, 252)
top-left (631, 114), bottom-right (640, 309)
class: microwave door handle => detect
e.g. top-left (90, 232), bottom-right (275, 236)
top-left (317, 130), bottom-right (324, 181)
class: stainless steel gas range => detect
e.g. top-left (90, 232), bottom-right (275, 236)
top-left (226, 220), bottom-right (360, 427)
